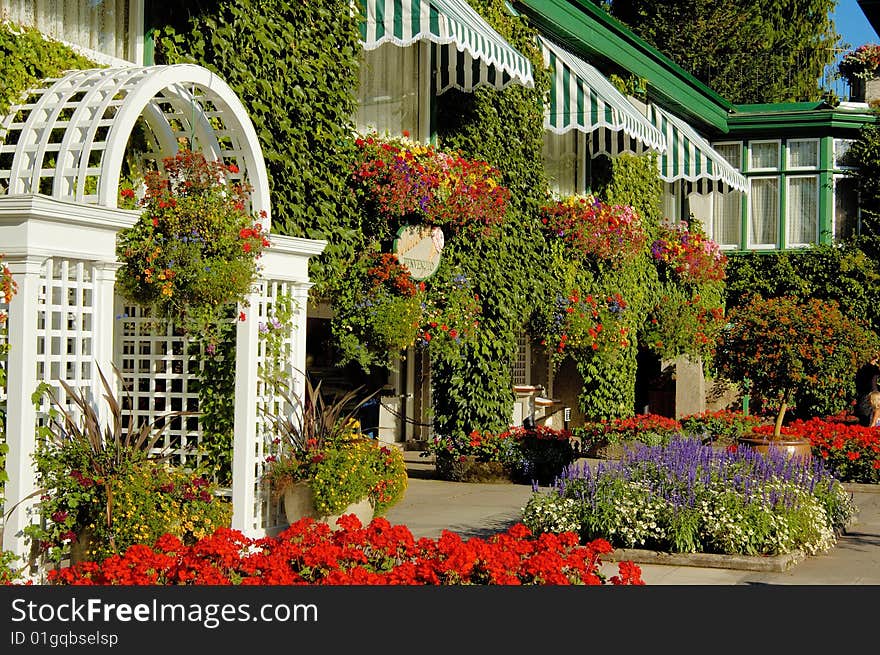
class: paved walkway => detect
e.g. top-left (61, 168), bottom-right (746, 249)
top-left (384, 453), bottom-right (880, 584)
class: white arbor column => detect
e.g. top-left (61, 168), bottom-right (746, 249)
top-left (93, 262), bottom-right (122, 411)
top-left (290, 282), bottom-right (313, 400)
top-left (231, 290), bottom-right (261, 537)
top-left (2, 256), bottom-right (44, 559)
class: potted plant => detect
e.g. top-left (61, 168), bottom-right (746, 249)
top-left (713, 295), bottom-right (879, 459)
top-left (838, 43), bottom-right (880, 100)
top-left (115, 150), bottom-right (270, 350)
top-left (262, 376), bottom-right (407, 527)
top-left (350, 131), bottom-right (510, 240)
top-left (25, 365), bottom-right (229, 565)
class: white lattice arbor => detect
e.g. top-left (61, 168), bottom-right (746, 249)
top-left (0, 65), bottom-right (326, 562)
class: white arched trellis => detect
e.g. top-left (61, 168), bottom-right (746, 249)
top-left (0, 65), bottom-right (324, 568)
top-left (0, 64), bottom-right (272, 225)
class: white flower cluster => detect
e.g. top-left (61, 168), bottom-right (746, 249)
top-left (521, 494), bottom-right (579, 534)
top-left (606, 485), bottom-right (667, 547)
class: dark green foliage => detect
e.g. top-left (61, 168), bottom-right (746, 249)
top-left (430, 0), bottom-right (552, 435)
top-left (0, 23), bottom-right (96, 116)
top-left (844, 124), bottom-right (880, 247)
top-left (153, 0), bottom-right (363, 293)
top-left (605, 0), bottom-right (839, 103)
top-left (724, 243), bottom-right (880, 334)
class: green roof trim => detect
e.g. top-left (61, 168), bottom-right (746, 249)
top-left (727, 106), bottom-right (878, 136)
top-left (515, 0), bottom-right (734, 133)
top-left (733, 102), bottom-right (828, 114)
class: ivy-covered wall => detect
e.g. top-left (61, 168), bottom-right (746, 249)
top-left (0, 23), bottom-right (96, 117)
top-left (153, 0), bottom-right (363, 293)
top-left (582, 153), bottom-right (663, 419)
top-left (146, 0), bottom-right (728, 436)
top-left (430, 0), bottom-right (552, 435)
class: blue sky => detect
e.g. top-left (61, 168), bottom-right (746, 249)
top-left (833, 0), bottom-right (879, 50)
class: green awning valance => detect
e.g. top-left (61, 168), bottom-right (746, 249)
top-left (649, 104), bottom-right (747, 192)
top-left (541, 37), bottom-right (666, 153)
top-left (359, 0), bottom-right (534, 93)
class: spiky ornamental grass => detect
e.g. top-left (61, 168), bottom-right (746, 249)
top-left (522, 437), bottom-right (856, 556)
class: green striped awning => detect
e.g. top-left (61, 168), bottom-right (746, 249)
top-left (649, 104), bottom-right (748, 192)
top-left (359, 0), bottom-right (534, 93)
top-left (541, 37), bottom-right (666, 153)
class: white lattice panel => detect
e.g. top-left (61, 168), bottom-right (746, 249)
top-left (0, 297), bottom-right (7, 524)
top-left (255, 280), bottom-right (300, 532)
top-left (113, 298), bottom-right (202, 469)
top-left (35, 258), bottom-right (95, 412)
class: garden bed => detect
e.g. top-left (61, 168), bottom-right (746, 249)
top-left (605, 547), bottom-right (805, 572)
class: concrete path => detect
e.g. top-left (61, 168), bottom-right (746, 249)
top-left (385, 452), bottom-right (880, 585)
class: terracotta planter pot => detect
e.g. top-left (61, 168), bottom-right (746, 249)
top-left (282, 482), bottom-right (373, 529)
top-left (737, 434), bottom-right (812, 463)
top-left (69, 527), bottom-right (95, 565)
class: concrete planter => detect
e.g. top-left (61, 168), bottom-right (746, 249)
top-left (283, 482), bottom-right (374, 529)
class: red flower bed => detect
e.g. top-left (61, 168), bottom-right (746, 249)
top-left (47, 518), bottom-right (643, 586)
top-left (752, 417), bottom-right (880, 483)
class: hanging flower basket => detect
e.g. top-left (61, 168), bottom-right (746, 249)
top-left (116, 150), bottom-right (269, 347)
top-left (350, 132), bottom-right (510, 238)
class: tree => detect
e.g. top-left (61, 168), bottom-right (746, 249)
top-left (714, 295), bottom-right (878, 436)
top-left (603, 0), bottom-right (840, 104)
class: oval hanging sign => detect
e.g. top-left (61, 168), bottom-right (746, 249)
top-left (393, 225), bottom-right (444, 280)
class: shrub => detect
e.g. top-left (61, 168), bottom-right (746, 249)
top-left (426, 426), bottom-right (576, 484)
top-left (714, 295), bottom-right (879, 434)
top-left (46, 519), bottom-right (643, 585)
top-left (523, 438), bottom-right (856, 556)
top-left (573, 413), bottom-right (682, 453)
top-left (679, 409), bottom-right (763, 445)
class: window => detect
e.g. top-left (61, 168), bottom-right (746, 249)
top-left (712, 190), bottom-right (742, 248)
top-left (0, 0), bottom-right (135, 62)
top-left (662, 181), bottom-right (681, 224)
top-left (749, 140), bottom-right (780, 170)
top-left (786, 176), bottom-right (818, 247)
top-left (835, 175), bottom-right (859, 240)
top-left (834, 139), bottom-right (856, 169)
top-left (355, 43), bottom-right (425, 140)
top-left (787, 139), bottom-right (819, 169)
top-left (543, 131), bottom-right (583, 196)
top-left (713, 143), bottom-right (742, 171)
top-left (511, 330), bottom-right (530, 386)
top-left (749, 177), bottom-right (779, 248)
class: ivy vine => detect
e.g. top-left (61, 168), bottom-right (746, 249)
top-left (0, 23), bottom-right (96, 118)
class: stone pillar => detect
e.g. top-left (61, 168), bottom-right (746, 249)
top-left (866, 77), bottom-right (880, 105)
top-left (671, 355), bottom-right (706, 419)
